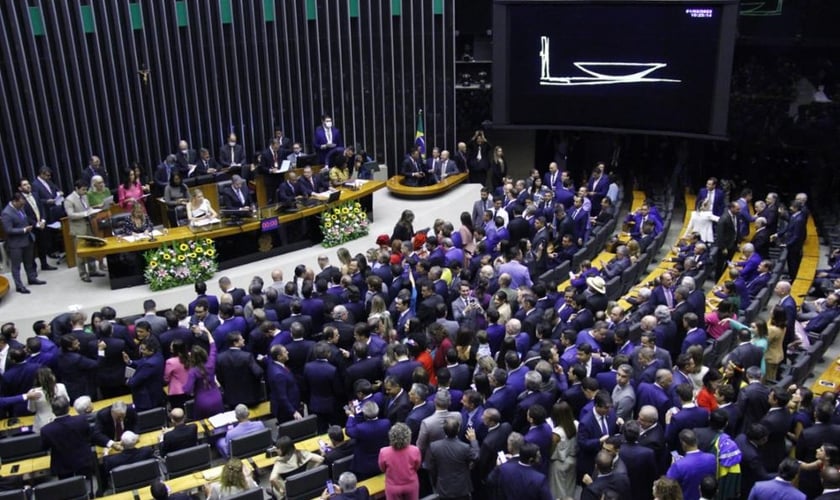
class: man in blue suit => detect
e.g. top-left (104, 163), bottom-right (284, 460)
top-left (636, 369), bottom-right (674, 425)
top-left (666, 429), bottom-right (717, 500)
top-left (313, 114), bottom-right (343, 165)
top-left (578, 391), bottom-right (619, 481)
top-left (696, 177), bottom-right (725, 216)
top-left (304, 342), bottom-right (343, 431)
top-left (581, 449), bottom-right (631, 500)
top-left (487, 442), bottom-right (553, 500)
top-left (384, 343), bottom-right (422, 390)
top-left (731, 243), bottom-right (762, 282)
top-left (345, 401), bottom-right (390, 480)
top-left (486, 368), bottom-right (518, 423)
top-left (266, 345), bottom-right (301, 424)
top-left (212, 303), bottom-right (248, 351)
top-left (747, 458), bottom-right (806, 500)
top-left (775, 200), bottom-right (807, 279)
top-left (405, 384), bottom-right (435, 443)
top-left (124, 339), bottom-right (165, 412)
top-left (665, 384), bottom-right (710, 451)
top-left (543, 162), bottom-right (563, 193)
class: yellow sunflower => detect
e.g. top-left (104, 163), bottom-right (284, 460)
top-left (195, 247), bottom-right (204, 253)
top-left (188, 253), bottom-right (196, 259)
top-left (341, 207), bottom-right (350, 214)
top-left (177, 255), bottom-right (186, 261)
top-left (353, 207), bottom-right (360, 213)
top-left (163, 253), bottom-right (172, 260)
top-left (206, 249), bottom-right (216, 257)
top-left (324, 222), bottom-right (332, 228)
top-left (205, 238), bottom-right (213, 245)
top-left (179, 243), bottom-right (189, 251)
top-left (149, 260), bottom-right (158, 268)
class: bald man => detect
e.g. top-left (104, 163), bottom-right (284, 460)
top-left (160, 408), bottom-right (198, 457)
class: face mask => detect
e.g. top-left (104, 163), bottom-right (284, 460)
top-left (229, 141), bottom-right (236, 146)
top-left (324, 121), bottom-right (333, 128)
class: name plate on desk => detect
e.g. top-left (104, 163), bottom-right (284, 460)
top-left (260, 217), bottom-right (280, 232)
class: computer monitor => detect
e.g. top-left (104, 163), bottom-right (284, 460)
top-left (295, 154), bottom-right (318, 168)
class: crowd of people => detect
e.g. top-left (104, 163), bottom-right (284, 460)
top-left (3, 140), bottom-right (840, 500)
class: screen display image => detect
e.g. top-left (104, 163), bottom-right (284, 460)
top-left (495, 1), bottom-right (737, 137)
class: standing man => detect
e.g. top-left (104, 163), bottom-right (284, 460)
top-left (40, 396), bottom-right (95, 479)
top-left (314, 114), bottom-right (343, 165)
top-left (775, 199), bottom-right (807, 279)
top-left (401, 147), bottom-right (426, 187)
top-left (82, 155), bottom-right (109, 188)
top-left (715, 202), bottom-right (741, 278)
top-left (427, 416), bottom-right (480, 500)
top-left (2, 193), bottom-right (46, 293)
top-left (18, 178), bottom-right (56, 271)
top-left (64, 179), bottom-right (103, 282)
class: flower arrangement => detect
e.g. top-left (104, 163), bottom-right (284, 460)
top-left (321, 200), bottom-right (370, 248)
top-left (143, 238), bottom-right (218, 291)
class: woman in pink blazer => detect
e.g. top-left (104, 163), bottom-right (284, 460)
top-left (378, 423), bottom-right (421, 500)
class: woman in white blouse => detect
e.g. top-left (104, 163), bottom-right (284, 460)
top-left (187, 188), bottom-right (218, 222)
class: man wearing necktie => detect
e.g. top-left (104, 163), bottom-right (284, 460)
top-left (218, 133), bottom-right (244, 171)
top-left (221, 175), bottom-right (252, 209)
top-left (64, 179), bottom-right (103, 283)
top-left (314, 114), bottom-right (343, 165)
top-left (400, 147), bottom-right (426, 186)
top-left (2, 193), bottom-right (46, 293)
top-left (18, 178), bottom-right (57, 271)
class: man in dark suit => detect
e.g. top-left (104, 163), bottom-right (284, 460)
top-left (385, 343), bottom-right (422, 390)
top-left (818, 467), bottom-right (840, 500)
top-left (665, 384), bottom-right (710, 451)
top-left (427, 415), bottom-right (480, 499)
top-left (637, 404), bottom-right (669, 476)
top-left (218, 133), bottom-right (245, 171)
top-left (748, 458), bottom-right (806, 500)
top-left (40, 396), bottom-right (95, 479)
top-left (400, 147), bottom-right (426, 187)
top-left (296, 166), bottom-right (326, 198)
top-left (405, 384), bottom-right (435, 443)
top-left (160, 408), bottom-right (198, 457)
top-left (569, 195), bottom-right (589, 246)
top-left (1, 193), bottom-right (45, 293)
top-left (32, 166), bottom-right (65, 223)
top-left (475, 409), bottom-right (512, 490)
top-left (728, 329), bottom-right (764, 375)
top-left (383, 376), bottom-right (412, 424)
top-left (266, 344), bottom-right (302, 423)
top-left (666, 430), bottom-right (717, 500)
top-left (18, 178), bottom-right (56, 271)
top-left (486, 368), bottom-right (518, 424)
top-left (777, 199), bottom-right (807, 279)
top-left (345, 400), bottom-right (391, 480)
top-left (578, 391), bottom-right (618, 480)
top-left (304, 342), bottom-right (343, 431)
top-left (313, 115), bottom-right (343, 165)
top-left (92, 400), bottom-right (139, 449)
top-left (619, 420), bottom-right (657, 500)
top-left (736, 367), bottom-right (770, 435)
top-left (487, 442), bottom-right (553, 500)
top-left (124, 339), bottom-right (165, 412)
top-left (102, 430), bottom-right (155, 490)
top-left (715, 202), bottom-right (741, 277)
top-left (696, 177), bottom-right (725, 216)
top-left (260, 138), bottom-right (283, 174)
top-left (760, 387), bottom-right (793, 473)
top-left (216, 332), bottom-right (264, 408)
top-left (581, 449), bottom-right (632, 500)
top-left (219, 175), bottom-right (253, 209)
top-left (508, 207), bottom-right (531, 244)
top-left (345, 343), bottom-right (383, 395)
top-left (636, 369), bottom-right (674, 426)
top-left (736, 423), bottom-right (773, 498)
top-left (174, 140), bottom-right (198, 173)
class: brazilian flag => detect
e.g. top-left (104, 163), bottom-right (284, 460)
top-left (414, 110), bottom-right (426, 159)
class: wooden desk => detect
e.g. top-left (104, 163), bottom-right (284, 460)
top-left (386, 173), bottom-right (468, 198)
top-left (555, 251), bottom-right (616, 291)
top-left (77, 181), bottom-right (384, 261)
top-left (0, 394), bottom-right (133, 434)
top-left (0, 276), bottom-right (8, 300)
top-left (811, 357), bottom-right (840, 396)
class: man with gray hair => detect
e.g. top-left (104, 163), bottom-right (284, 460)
top-left (730, 242), bottom-right (761, 282)
top-left (102, 430), bottom-right (155, 490)
top-left (220, 174), bottom-right (253, 209)
top-left (345, 401), bottom-right (391, 480)
top-left (73, 395), bottom-right (94, 419)
top-left (751, 216), bottom-right (771, 258)
top-left (428, 415), bottom-right (480, 499)
top-left (406, 383), bottom-right (434, 443)
top-left (736, 366), bottom-right (770, 435)
top-left (679, 276), bottom-right (707, 328)
top-left (319, 471), bottom-right (370, 499)
top-left (217, 404), bottom-right (266, 458)
top-left (416, 390), bottom-right (460, 464)
top-left (93, 400), bottom-right (138, 451)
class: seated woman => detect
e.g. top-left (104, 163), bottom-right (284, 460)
top-left (187, 188), bottom-right (218, 222)
top-left (269, 436), bottom-right (325, 499)
top-left (124, 201), bottom-right (154, 234)
top-left (118, 168), bottom-right (146, 210)
top-left (329, 158), bottom-right (352, 187)
top-left (164, 173), bottom-right (189, 226)
top-left (87, 175), bottom-right (112, 208)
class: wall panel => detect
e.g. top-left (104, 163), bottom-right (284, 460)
top-left (0, 0), bottom-right (454, 200)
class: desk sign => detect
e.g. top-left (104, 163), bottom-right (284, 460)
top-left (261, 217), bottom-right (280, 232)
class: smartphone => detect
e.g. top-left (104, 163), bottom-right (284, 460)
top-left (326, 480), bottom-right (335, 495)
top-left (318, 440), bottom-right (328, 453)
top-left (819, 380), bottom-right (835, 388)
top-left (671, 450), bottom-right (682, 462)
top-left (497, 451), bottom-right (508, 464)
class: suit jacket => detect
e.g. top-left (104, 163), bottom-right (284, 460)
top-left (666, 450), bottom-right (718, 500)
top-left (303, 360), bottom-right (342, 415)
top-left (385, 389), bottom-right (412, 424)
top-left (760, 408), bottom-right (793, 472)
top-left (32, 177), bottom-right (63, 222)
top-left (428, 437), bottom-right (480, 497)
top-left (486, 385), bottom-right (518, 423)
top-left (41, 415), bottom-right (95, 477)
top-left (638, 423), bottom-right (669, 476)
top-left (63, 191), bottom-right (92, 236)
top-left (218, 143), bottom-right (245, 168)
top-left (216, 348), bottom-right (264, 407)
top-left (266, 361), bottom-right (300, 423)
top-left (416, 410), bottom-right (461, 463)
top-left (175, 149), bottom-right (198, 171)
top-left (581, 472), bottom-right (631, 500)
top-left (385, 359), bottom-right (422, 390)
top-left (92, 406), bottom-right (139, 447)
top-left (103, 446), bottom-right (155, 477)
top-left (508, 216), bottom-right (531, 244)
top-left (345, 416), bottom-right (390, 479)
top-left (736, 434), bottom-right (773, 498)
top-left (665, 406), bottom-right (709, 451)
top-left (406, 402), bottom-right (436, 443)
top-left (578, 408), bottom-right (618, 478)
top-left (636, 383), bottom-right (673, 426)
top-left (97, 337), bottom-right (128, 390)
top-left (696, 187), bottom-right (725, 216)
top-left (1, 203), bottom-right (35, 248)
top-left (296, 174), bottom-right (326, 197)
top-left (219, 185), bottom-right (252, 209)
top-left (780, 211), bottom-right (806, 249)
top-left (313, 126), bottom-right (343, 163)
top-left (747, 478), bottom-right (806, 500)
top-left (160, 423), bottom-right (198, 456)
top-left (345, 356), bottom-right (384, 395)
top-left (260, 146), bottom-right (283, 173)
top-left (737, 381), bottom-right (771, 434)
top-left (126, 353), bottom-right (165, 411)
top-left (619, 443), bottom-right (657, 500)
top-left (715, 210), bottom-right (739, 254)
top-left (729, 342), bottom-right (764, 373)
top-left (487, 460), bottom-right (553, 500)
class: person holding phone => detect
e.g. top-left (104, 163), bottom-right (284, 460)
top-left (317, 472), bottom-right (370, 499)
